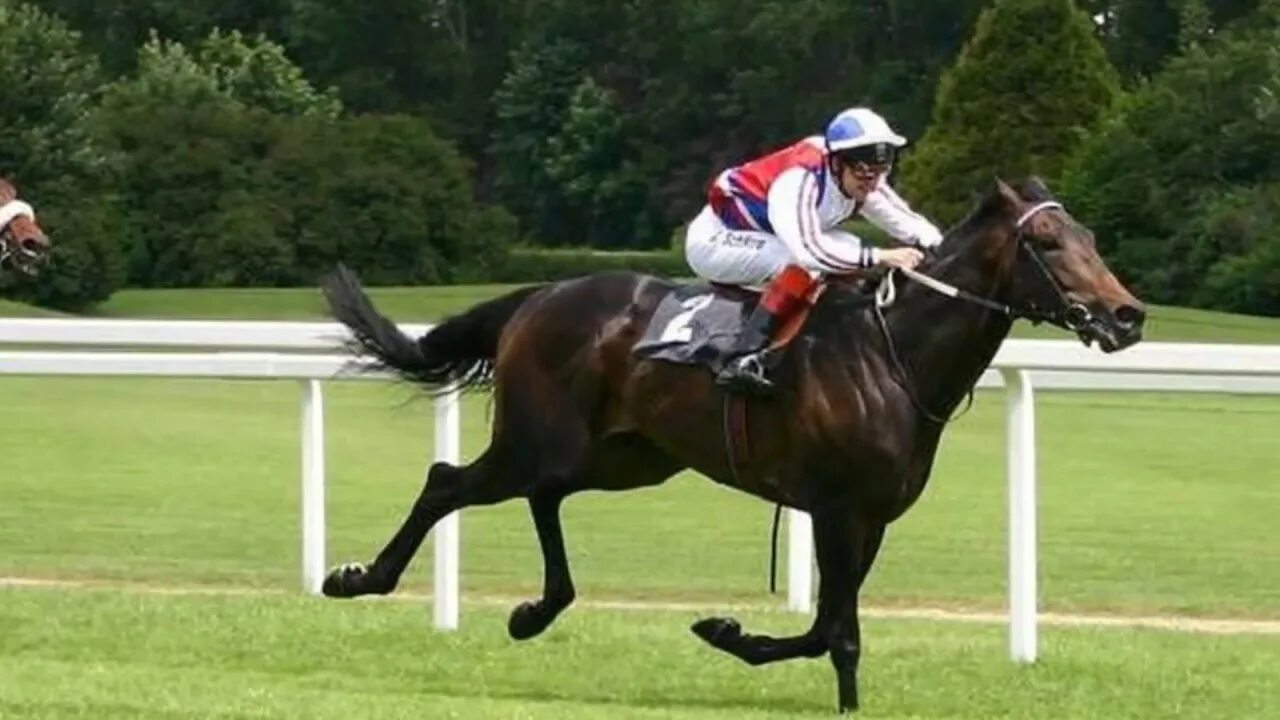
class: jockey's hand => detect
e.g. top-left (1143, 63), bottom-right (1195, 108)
top-left (878, 246), bottom-right (924, 271)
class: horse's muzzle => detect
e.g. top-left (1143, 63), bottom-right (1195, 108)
top-left (1078, 303), bottom-right (1145, 353)
top-left (3, 237), bottom-right (51, 275)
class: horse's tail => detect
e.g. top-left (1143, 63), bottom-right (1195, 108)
top-left (321, 265), bottom-right (544, 391)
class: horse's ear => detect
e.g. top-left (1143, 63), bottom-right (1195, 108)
top-left (994, 177), bottom-right (1022, 207)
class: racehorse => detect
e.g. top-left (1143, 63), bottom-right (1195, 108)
top-left (0, 176), bottom-right (50, 274)
top-left (319, 177), bottom-right (1145, 713)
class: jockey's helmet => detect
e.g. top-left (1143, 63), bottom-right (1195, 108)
top-left (824, 107), bottom-right (907, 168)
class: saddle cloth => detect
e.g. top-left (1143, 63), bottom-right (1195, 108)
top-left (632, 283), bottom-right (759, 373)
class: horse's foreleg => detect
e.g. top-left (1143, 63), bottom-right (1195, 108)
top-left (690, 616), bottom-right (827, 665)
top-left (323, 452), bottom-right (514, 598)
top-left (689, 510), bottom-right (842, 666)
top-left (824, 522), bottom-right (886, 714)
top-left (508, 490), bottom-right (577, 640)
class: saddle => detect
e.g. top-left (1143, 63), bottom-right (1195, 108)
top-left (631, 279), bottom-right (835, 372)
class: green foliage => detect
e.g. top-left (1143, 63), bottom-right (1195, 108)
top-left (261, 113), bottom-right (511, 286)
top-left (112, 30), bottom-right (339, 118)
top-left (490, 39), bottom-right (588, 244)
top-left (900, 0), bottom-right (1122, 225)
top-left (90, 29), bottom-right (509, 289)
top-left (542, 78), bottom-right (654, 249)
top-left (0, 1), bottom-right (123, 310)
top-left (1063, 11), bottom-right (1280, 309)
top-left (493, 0), bottom-right (990, 247)
top-left (1087, 0), bottom-right (1261, 82)
top-left (28, 0), bottom-right (293, 74)
top-left (1192, 184), bottom-right (1280, 314)
top-left (92, 89), bottom-right (278, 286)
top-left (4, 0), bottom-right (1277, 316)
top-left (194, 29), bottom-right (341, 118)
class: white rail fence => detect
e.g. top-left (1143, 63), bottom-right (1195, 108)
top-left (3, 318), bottom-right (1280, 661)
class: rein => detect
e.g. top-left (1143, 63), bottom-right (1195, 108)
top-left (872, 200), bottom-right (1080, 425)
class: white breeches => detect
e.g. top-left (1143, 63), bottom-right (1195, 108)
top-left (684, 205), bottom-right (857, 287)
top-left (683, 206), bottom-right (791, 288)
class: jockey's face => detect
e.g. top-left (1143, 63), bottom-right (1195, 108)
top-left (834, 159), bottom-right (890, 201)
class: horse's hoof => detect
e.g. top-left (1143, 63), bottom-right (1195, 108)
top-left (691, 617), bottom-right (742, 649)
top-left (507, 601), bottom-right (556, 640)
top-left (321, 562), bottom-right (377, 598)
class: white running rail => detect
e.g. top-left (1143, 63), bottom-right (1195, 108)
top-left (4, 318), bottom-right (1280, 662)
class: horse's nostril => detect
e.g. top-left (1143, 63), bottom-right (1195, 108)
top-left (19, 237), bottom-right (42, 253)
top-left (1114, 304), bottom-right (1145, 328)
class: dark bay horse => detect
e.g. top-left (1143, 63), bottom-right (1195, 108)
top-left (0, 177), bottom-right (49, 274)
top-left (319, 178), bottom-right (1145, 713)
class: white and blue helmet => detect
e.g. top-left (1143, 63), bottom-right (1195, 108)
top-left (824, 107), bottom-right (907, 165)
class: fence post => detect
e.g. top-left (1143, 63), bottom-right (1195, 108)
top-left (1002, 368), bottom-right (1038, 663)
top-left (787, 509), bottom-right (813, 613)
top-left (433, 389), bottom-right (461, 630)
top-left (300, 379), bottom-right (326, 595)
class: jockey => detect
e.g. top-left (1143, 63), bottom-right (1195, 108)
top-left (684, 107), bottom-right (944, 395)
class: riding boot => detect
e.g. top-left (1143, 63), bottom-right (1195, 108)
top-left (715, 304), bottom-right (780, 395)
top-left (716, 264), bottom-right (817, 396)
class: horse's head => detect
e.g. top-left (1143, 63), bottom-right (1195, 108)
top-left (980, 177), bottom-right (1145, 352)
top-left (0, 177), bottom-right (50, 275)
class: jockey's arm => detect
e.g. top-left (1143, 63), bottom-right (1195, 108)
top-left (859, 179), bottom-right (944, 248)
top-left (767, 168), bottom-right (877, 274)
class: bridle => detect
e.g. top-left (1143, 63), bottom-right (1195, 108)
top-left (873, 200), bottom-right (1089, 424)
top-left (876, 201), bottom-right (1092, 329)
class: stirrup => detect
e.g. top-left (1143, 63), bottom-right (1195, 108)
top-left (716, 353), bottom-right (775, 395)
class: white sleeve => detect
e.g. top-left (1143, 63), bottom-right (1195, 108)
top-left (767, 168), bottom-right (877, 273)
top-left (859, 178), bottom-right (944, 247)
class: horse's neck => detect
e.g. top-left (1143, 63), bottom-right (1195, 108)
top-left (887, 247), bottom-right (1014, 418)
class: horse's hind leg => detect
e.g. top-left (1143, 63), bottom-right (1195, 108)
top-left (323, 450), bottom-right (516, 598)
top-left (507, 433), bottom-right (682, 641)
top-left (507, 490), bottom-right (575, 640)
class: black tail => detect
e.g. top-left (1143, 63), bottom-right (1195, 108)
top-left (320, 265), bottom-right (544, 391)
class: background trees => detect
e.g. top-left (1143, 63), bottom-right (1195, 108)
top-left (2, 0), bottom-right (1279, 316)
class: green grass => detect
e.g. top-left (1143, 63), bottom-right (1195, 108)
top-left (1, 379), bottom-right (1277, 618)
top-left (0, 298), bottom-right (64, 318)
top-left (3, 285), bottom-right (1279, 718)
top-left (8, 279), bottom-right (1280, 343)
top-left (2, 588), bottom-right (1277, 719)
top-left (74, 284), bottom-right (1280, 343)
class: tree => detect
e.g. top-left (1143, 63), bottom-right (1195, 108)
top-left (1189, 184), bottom-right (1280, 315)
top-left (263, 114), bottom-right (512, 286)
top-left (543, 78), bottom-right (653, 248)
top-left (898, 0), bottom-right (1122, 226)
top-left (30, 0), bottom-right (293, 74)
top-left (0, 1), bottom-right (123, 310)
top-left (1063, 6), bottom-right (1280, 309)
top-left (489, 38), bottom-right (588, 244)
top-left (108, 30), bottom-right (339, 119)
top-left (91, 29), bottom-right (339, 287)
top-left (1084, 0), bottom-right (1261, 81)
top-left (283, 0), bottom-right (525, 157)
